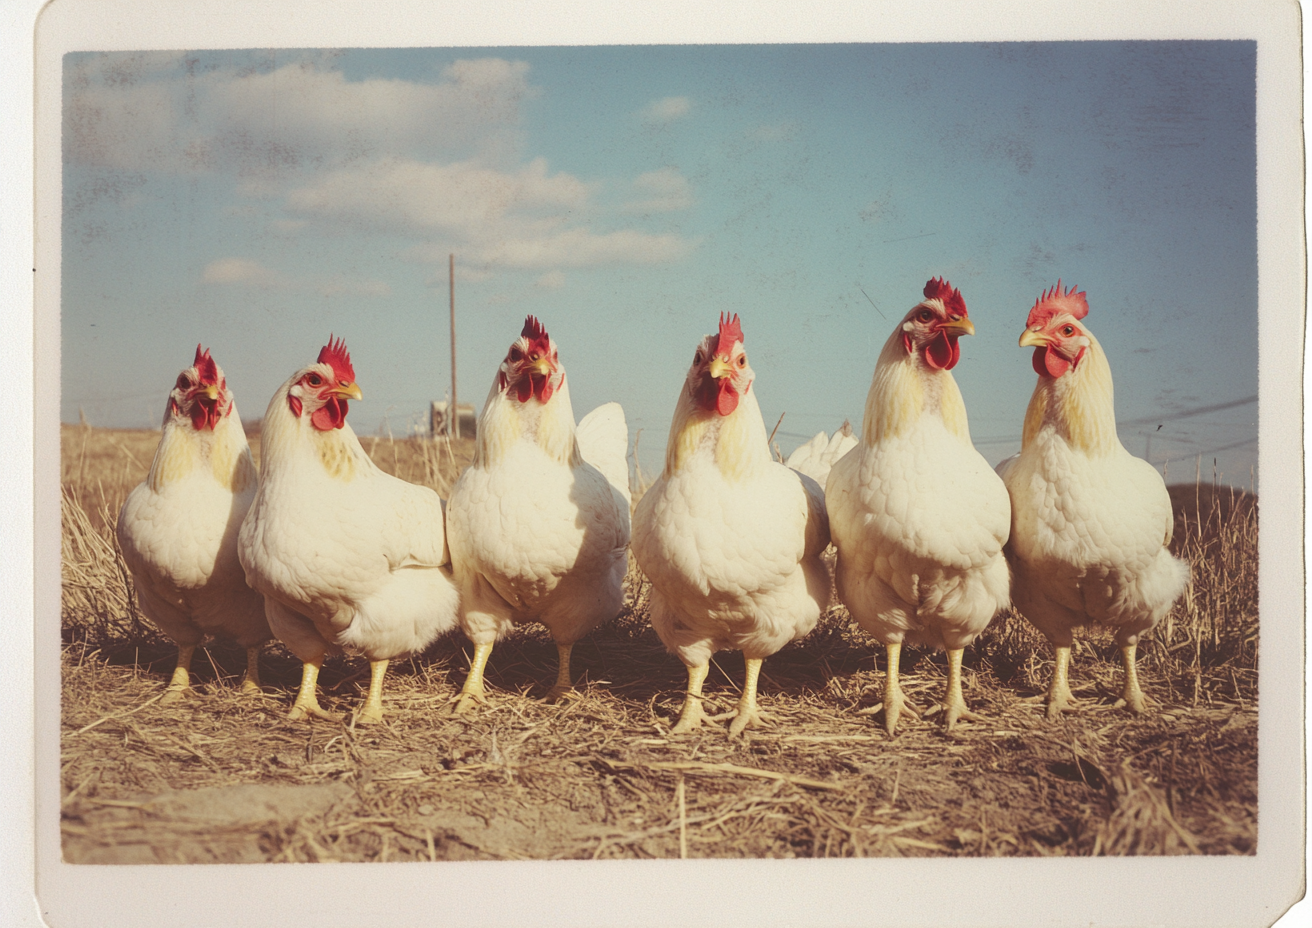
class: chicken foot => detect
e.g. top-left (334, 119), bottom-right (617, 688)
top-left (711, 657), bottom-right (770, 738)
top-left (545, 643), bottom-right (575, 702)
top-left (288, 655), bottom-right (344, 722)
top-left (160, 643), bottom-right (197, 705)
top-left (858, 642), bottom-right (920, 736)
top-left (937, 647), bottom-right (985, 731)
top-left (1043, 645), bottom-right (1076, 720)
top-left (452, 641), bottom-right (494, 715)
top-left (1113, 642), bottom-right (1148, 714)
top-left (239, 646), bottom-right (263, 695)
top-left (356, 659), bottom-right (388, 724)
top-left (670, 663), bottom-right (713, 734)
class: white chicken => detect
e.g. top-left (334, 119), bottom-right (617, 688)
top-left (117, 346), bottom-right (268, 704)
top-left (998, 282), bottom-right (1189, 718)
top-left (826, 278), bottom-right (1011, 734)
top-left (784, 422), bottom-right (858, 491)
top-left (633, 314), bottom-right (830, 737)
top-left (445, 316), bottom-right (631, 713)
top-left (237, 336), bottom-right (460, 723)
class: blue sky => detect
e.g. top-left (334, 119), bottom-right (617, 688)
top-left (62, 42), bottom-right (1258, 485)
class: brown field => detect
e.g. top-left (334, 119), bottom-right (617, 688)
top-left (59, 424), bottom-right (1258, 863)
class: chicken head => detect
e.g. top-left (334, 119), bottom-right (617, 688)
top-left (168, 345), bottom-right (234, 432)
top-left (285, 335), bottom-right (363, 431)
top-left (499, 315), bottom-right (563, 405)
top-left (898, 276), bottom-right (975, 371)
top-left (689, 312), bottom-right (753, 417)
top-left (1019, 280), bottom-right (1092, 379)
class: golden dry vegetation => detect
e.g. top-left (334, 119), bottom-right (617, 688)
top-left (59, 424), bottom-right (1257, 863)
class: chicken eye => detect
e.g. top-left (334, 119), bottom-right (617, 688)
top-left (1061, 325), bottom-right (1075, 336)
top-left (509, 347), bottom-right (523, 362)
top-left (917, 309), bottom-right (935, 323)
top-left (306, 373), bottom-right (323, 387)
top-left (694, 350), bottom-right (704, 365)
top-left (736, 355), bottom-right (747, 368)
top-left (176, 375), bottom-right (190, 390)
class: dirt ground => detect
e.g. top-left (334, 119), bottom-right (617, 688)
top-left (58, 427), bottom-right (1259, 863)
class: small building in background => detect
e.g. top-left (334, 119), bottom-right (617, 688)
top-left (431, 401), bottom-right (477, 439)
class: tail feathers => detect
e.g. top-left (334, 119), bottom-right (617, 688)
top-left (576, 402), bottom-right (632, 509)
top-left (786, 422), bottom-right (858, 489)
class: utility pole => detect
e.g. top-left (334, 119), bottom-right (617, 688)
top-left (449, 252), bottom-right (458, 439)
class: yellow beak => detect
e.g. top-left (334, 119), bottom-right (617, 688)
top-left (334, 382), bottom-right (364, 401)
top-left (708, 356), bottom-right (733, 379)
top-left (202, 384), bottom-right (220, 401)
top-left (938, 317), bottom-right (976, 337)
top-left (533, 357), bottom-right (554, 377)
top-left (1019, 328), bottom-right (1048, 348)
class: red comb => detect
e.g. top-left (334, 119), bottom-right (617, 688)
top-left (317, 334), bottom-right (355, 383)
top-left (1027, 280), bottom-right (1089, 329)
top-left (192, 345), bottom-right (220, 385)
top-left (520, 315), bottom-right (554, 358)
top-left (923, 277), bottom-right (967, 317)
top-left (716, 313), bottom-right (743, 356)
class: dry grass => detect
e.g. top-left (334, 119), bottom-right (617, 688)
top-left (58, 425), bottom-right (1258, 863)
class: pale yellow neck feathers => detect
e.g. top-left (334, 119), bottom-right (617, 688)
top-left (259, 381), bottom-right (365, 482)
top-left (475, 379), bottom-right (581, 469)
top-left (147, 411), bottom-right (255, 493)
top-left (664, 389), bottom-right (770, 482)
top-left (862, 331), bottom-right (969, 445)
top-left (1021, 332), bottom-right (1118, 455)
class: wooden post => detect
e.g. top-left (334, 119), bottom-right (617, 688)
top-left (449, 253), bottom-right (458, 439)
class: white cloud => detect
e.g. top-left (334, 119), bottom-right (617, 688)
top-left (641, 96), bottom-right (691, 125)
top-left (202, 257), bottom-right (283, 287)
top-left (625, 167), bottom-right (693, 213)
top-left (535, 270), bottom-right (566, 289)
top-left (284, 156), bottom-right (590, 236)
top-left (201, 257), bottom-right (390, 297)
top-left (65, 53), bottom-right (539, 176)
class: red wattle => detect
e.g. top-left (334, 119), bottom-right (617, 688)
top-left (514, 372), bottom-right (555, 404)
top-left (715, 379), bottom-right (740, 416)
top-left (311, 397), bottom-right (348, 430)
top-left (923, 332), bottom-right (960, 370)
top-left (1034, 346), bottom-right (1071, 378)
top-left (190, 399), bottom-right (220, 431)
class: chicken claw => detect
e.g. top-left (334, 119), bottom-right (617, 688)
top-left (719, 657), bottom-right (770, 738)
top-left (288, 656), bottom-right (344, 722)
top-left (670, 663), bottom-right (714, 734)
top-left (1112, 643), bottom-right (1150, 714)
top-left (353, 659), bottom-right (389, 725)
top-left (453, 642), bottom-right (495, 716)
top-left (160, 644), bottom-right (196, 705)
top-left (544, 643), bottom-right (575, 703)
top-left (238, 646), bottom-right (264, 695)
top-left (1044, 645), bottom-right (1076, 720)
top-left (940, 647), bottom-right (984, 731)
top-left (859, 642), bottom-right (920, 736)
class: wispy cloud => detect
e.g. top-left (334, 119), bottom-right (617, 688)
top-left (535, 270), bottom-right (566, 289)
top-left (640, 96), bottom-right (691, 125)
top-left (201, 257), bottom-right (390, 297)
top-left (625, 167), bottom-right (693, 213)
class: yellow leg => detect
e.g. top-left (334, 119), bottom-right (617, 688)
top-left (670, 663), bottom-right (711, 734)
top-left (859, 642), bottom-right (920, 735)
top-left (453, 641), bottom-right (494, 715)
top-left (288, 655), bottom-right (344, 722)
top-left (727, 657), bottom-right (768, 738)
top-left (357, 659), bottom-right (389, 724)
top-left (546, 642), bottom-right (574, 702)
top-left (1117, 642), bottom-right (1148, 714)
top-left (240, 645), bottom-right (263, 695)
top-left (160, 643), bottom-right (195, 705)
top-left (1046, 645), bottom-right (1075, 720)
top-left (942, 648), bottom-right (984, 731)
